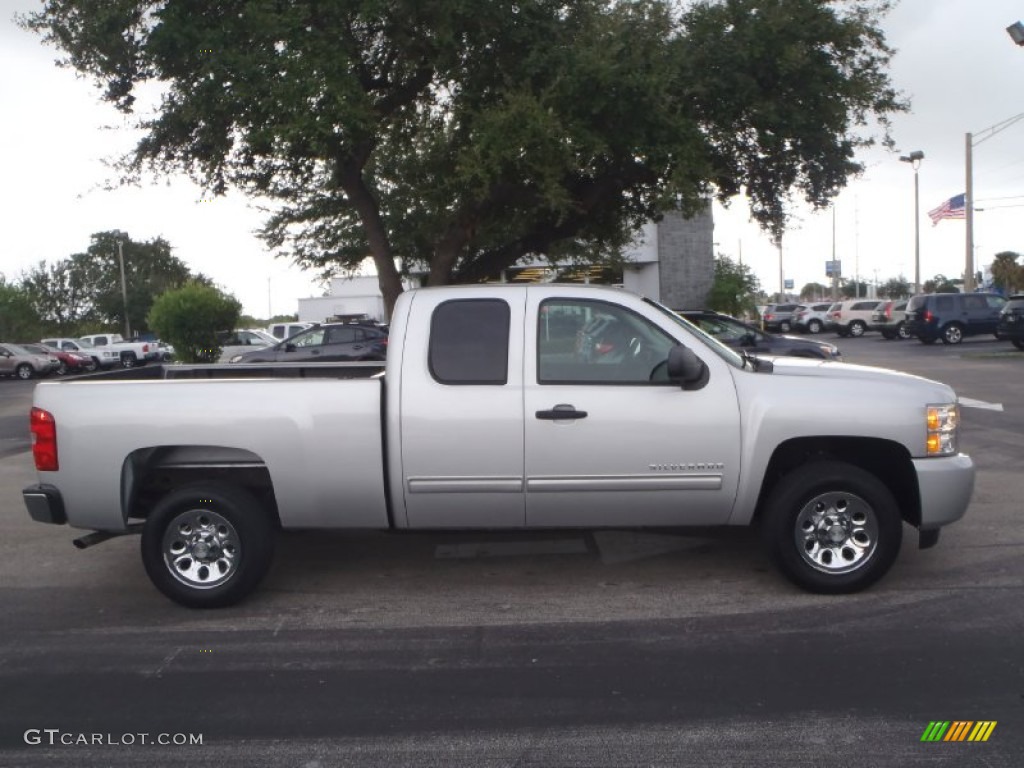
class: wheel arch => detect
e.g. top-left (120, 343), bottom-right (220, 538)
top-left (752, 436), bottom-right (921, 528)
top-left (122, 445), bottom-right (280, 528)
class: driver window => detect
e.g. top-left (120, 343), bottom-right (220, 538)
top-left (537, 298), bottom-right (676, 384)
top-left (292, 329), bottom-right (326, 347)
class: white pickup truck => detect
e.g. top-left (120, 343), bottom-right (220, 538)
top-left (78, 333), bottom-right (162, 368)
top-left (22, 285), bottom-right (975, 607)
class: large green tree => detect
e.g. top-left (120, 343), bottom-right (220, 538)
top-left (22, 0), bottom-right (904, 315)
top-left (21, 231), bottom-right (206, 335)
top-left (878, 275), bottom-right (910, 299)
top-left (990, 251), bottom-right (1023, 294)
top-left (0, 278), bottom-right (44, 341)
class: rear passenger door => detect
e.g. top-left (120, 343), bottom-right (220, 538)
top-left (398, 296), bottom-right (526, 528)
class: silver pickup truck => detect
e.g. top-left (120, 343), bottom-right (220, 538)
top-left (22, 284), bottom-right (975, 607)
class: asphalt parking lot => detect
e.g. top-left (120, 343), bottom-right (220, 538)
top-left (0, 336), bottom-right (1021, 767)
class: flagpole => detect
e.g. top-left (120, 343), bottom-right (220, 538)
top-left (965, 132), bottom-right (974, 292)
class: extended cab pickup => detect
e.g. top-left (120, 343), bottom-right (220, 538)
top-left (22, 285), bottom-right (975, 607)
top-left (78, 333), bottom-right (162, 368)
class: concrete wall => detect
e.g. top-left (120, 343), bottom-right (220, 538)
top-left (656, 205), bottom-right (715, 310)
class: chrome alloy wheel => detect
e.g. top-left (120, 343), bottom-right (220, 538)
top-left (794, 492), bottom-right (878, 574)
top-left (162, 509), bottom-right (241, 589)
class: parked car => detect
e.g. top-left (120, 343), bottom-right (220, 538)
top-left (791, 302), bottom-right (833, 334)
top-left (870, 300), bottom-right (910, 340)
top-left (19, 343), bottom-right (94, 375)
top-left (267, 322), bottom-right (315, 340)
top-left (760, 303), bottom-right (802, 333)
top-left (41, 338), bottom-right (121, 370)
top-left (215, 329), bottom-right (277, 363)
top-left (904, 292), bottom-right (1007, 345)
top-left (826, 299), bottom-right (883, 338)
top-left (678, 310), bottom-right (842, 360)
top-left (994, 294), bottom-right (1024, 350)
top-left (231, 322), bottom-right (388, 363)
top-left (0, 343), bottom-right (60, 379)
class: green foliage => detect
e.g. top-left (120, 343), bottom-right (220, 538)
top-left (147, 282), bottom-right (242, 363)
top-left (923, 274), bottom-right (959, 294)
top-left (22, 1), bottom-right (904, 313)
top-left (706, 255), bottom-right (760, 317)
top-left (237, 313), bottom-right (298, 328)
top-left (878, 276), bottom-right (910, 299)
top-left (990, 251), bottom-right (1023, 294)
top-left (0, 277), bottom-right (44, 341)
top-left (20, 231), bottom-right (207, 335)
top-left (840, 279), bottom-right (869, 299)
top-left (799, 282), bottom-right (829, 300)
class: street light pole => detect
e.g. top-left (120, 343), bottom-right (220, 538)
top-left (899, 151), bottom-right (924, 294)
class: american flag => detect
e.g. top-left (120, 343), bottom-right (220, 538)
top-left (928, 193), bottom-right (966, 225)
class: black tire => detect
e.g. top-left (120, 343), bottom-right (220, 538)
top-left (121, 352), bottom-right (138, 368)
top-left (807, 319), bottom-right (822, 334)
top-left (941, 323), bottom-right (963, 345)
top-left (1013, 339), bottom-right (1024, 351)
top-left (141, 483), bottom-right (275, 608)
top-left (15, 364), bottom-right (34, 380)
top-left (56, 361), bottom-right (68, 376)
top-left (760, 461), bottom-right (903, 594)
top-left (779, 321), bottom-right (792, 333)
top-left (848, 320), bottom-right (866, 338)
top-left (896, 322), bottom-right (910, 340)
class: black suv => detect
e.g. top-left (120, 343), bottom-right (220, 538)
top-left (230, 323), bottom-right (388, 363)
top-left (904, 292), bottom-right (1006, 344)
top-left (996, 294), bottom-right (1024, 350)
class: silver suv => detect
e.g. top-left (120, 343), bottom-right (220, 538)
top-left (827, 299), bottom-right (884, 338)
top-left (0, 343), bottom-right (60, 380)
top-left (791, 302), bottom-right (833, 334)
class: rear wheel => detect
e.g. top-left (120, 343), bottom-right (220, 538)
top-left (56, 361), bottom-right (68, 376)
top-left (896, 322), bottom-right (910, 340)
top-left (848, 320), bottom-right (866, 338)
top-left (121, 352), bottom-right (138, 368)
top-left (941, 323), bottom-right (963, 345)
top-left (807, 319), bottom-right (822, 334)
top-left (779, 321), bottom-right (792, 333)
top-left (761, 461), bottom-right (903, 593)
top-left (141, 483), bottom-right (275, 608)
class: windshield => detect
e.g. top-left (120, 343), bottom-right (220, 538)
top-left (642, 298), bottom-right (744, 369)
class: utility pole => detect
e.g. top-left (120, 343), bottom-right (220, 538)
top-left (117, 240), bottom-right (131, 338)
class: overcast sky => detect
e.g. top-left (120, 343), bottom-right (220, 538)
top-left (3, 0), bottom-right (1024, 316)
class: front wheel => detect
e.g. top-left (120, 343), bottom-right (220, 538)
top-left (897, 322), bottom-right (910, 340)
top-left (15, 364), bottom-right (33, 380)
top-left (807, 320), bottom-right (822, 334)
top-left (760, 461), bottom-right (902, 594)
top-left (121, 353), bottom-right (138, 368)
top-left (141, 483), bottom-right (275, 608)
top-left (848, 320), bottom-right (866, 338)
top-left (779, 321), bottom-right (792, 333)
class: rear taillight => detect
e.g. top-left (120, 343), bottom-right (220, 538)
top-left (885, 304), bottom-right (893, 319)
top-left (30, 407), bottom-right (58, 471)
top-left (924, 310), bottom-right (934, 322)
top-left (142, 344), bottom-right (150, 353)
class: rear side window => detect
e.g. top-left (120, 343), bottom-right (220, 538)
top-left (934, 296), bottom-right (955, 312)
top-left (429, 299), bottom-right (510, 385)
top-left (907, 296), bottom-right (927, 311)
top-left (852, 301), bottom-right (880, 311)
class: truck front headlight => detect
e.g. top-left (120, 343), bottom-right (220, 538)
top-left (925, 403), bottom-right (959, 456)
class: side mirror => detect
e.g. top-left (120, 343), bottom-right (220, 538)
top-left (666, 345), bottom-right (708, 390)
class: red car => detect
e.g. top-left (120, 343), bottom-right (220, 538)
top-left (20, 343), bottom-right (96, 375)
